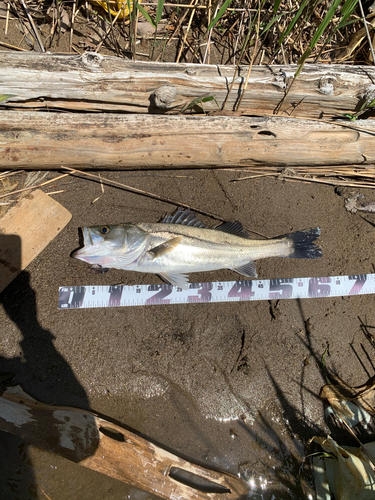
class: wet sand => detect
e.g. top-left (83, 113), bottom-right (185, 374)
top-left (1, 169), bottom-right (375, 499)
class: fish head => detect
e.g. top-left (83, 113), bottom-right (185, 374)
top-left (73, 223), bottom-right (148, 268)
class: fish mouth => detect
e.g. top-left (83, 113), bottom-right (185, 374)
top-left (72, 227), bottom-right (94, 259)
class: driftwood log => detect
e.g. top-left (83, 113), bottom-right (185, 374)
top-left (1, 52), bottom-right (375, 118)
top-left (1, 111), bottom-right (375, 169)
top-left (0, 386), bottom-right (248, 500)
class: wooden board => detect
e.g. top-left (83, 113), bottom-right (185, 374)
top-left (0, 386), bottom-right (249, 500)
top-left (0, 190), bottom-right (72, 293)
top-left (1, 52), bottom-right (374, 118)
top-left (1, 111), bottom-right (375, 169)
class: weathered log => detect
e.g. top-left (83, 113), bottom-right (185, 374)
top-left (0, 386), bottom-right (249, 500)
top-left (1, 52), bottom-right (375, 118)
top-left (1, 111), bottom-right (375, 169)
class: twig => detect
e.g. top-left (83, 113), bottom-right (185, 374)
top-left (359, 0), bottom-right (375, 65)
top-left (69, 0), bottom-right (77, 53)
top-left (106, 1), bottom-right (262, 12)
top-left (132, 0), bottom-right (139, 60)
top-left (0, 174), bottom-right (68, 200)
top-left (234, 172), bottom-right (375, 189)
top-left (0, 171), bottom-right (23, 179)
top-left (92, 172), bottom-right (105, 203)
top-left (61, 167), bottom-right (225, 221)
top-left (176, 0), bottom-right (199, 63)
top-left (235, 0), bottom-right (261, 111)
top-left (46, 190), bottom-right (65, 195)
top-left (0, 40), bottom-right (27, 51)
top-left (61, 167), bottom-right (269, 237)
top-left (184, 37), bottom-right (202, 63)
top-left (37, 484), bottom-right (53, 500)
top-left (5, 1), bottom-right (10, 35)
top-left (19, 0), bottom-right (45, 52)
top-left (232, 2), bottom-right (247, 66)
top-left (221, 13), bottom-right (253, 111)
top-left (155, 0), bottom-right (193, 62)
top-left (203, 1), bottom-right (218, 64)
top-left (95, 6), bottom-right (123, 53)
top-left (231, 173), bottom-right (277, 181)
top-left (206, 0), bottom-right (212, 64)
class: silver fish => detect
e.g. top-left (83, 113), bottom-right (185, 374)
top-left (73, 208), bottom-right (321, 288)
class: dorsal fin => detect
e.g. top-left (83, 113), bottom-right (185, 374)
top-left (161, 208), bottom-right (208, 228)
top-left (214, 221), bottom-right (249, 238)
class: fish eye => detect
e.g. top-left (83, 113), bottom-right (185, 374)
top-left (100, 226), bottom-right (110, 234)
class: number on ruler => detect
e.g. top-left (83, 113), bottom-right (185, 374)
top-left (188, 283), bottom-right (213, 303)
top-left (228, 281), bottom-right (255, 300)
top-left (349, 275), bottom-right (367, 295)
top-left (146, 284), bottom-right (172, 305)
top-left (269, 279), bottom-right (294, 299)
top-left (58, 286), bottom-right (86, 309)
top-left (308, 277), bottom-right (331, 297)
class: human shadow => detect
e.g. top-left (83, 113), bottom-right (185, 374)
top-left (0, 234), bottom-right (98, 499)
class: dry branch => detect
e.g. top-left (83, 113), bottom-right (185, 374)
top-left (1, 111), bottom-right (375, 170)
top-left (1, 52), bottom-right (375, 118)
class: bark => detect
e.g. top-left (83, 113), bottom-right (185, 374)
top-left (1, 111), bottom-right (374, 169)
top-left (1, 52), bottom-right (375, 118)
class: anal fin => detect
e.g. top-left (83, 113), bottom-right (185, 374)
top-left (158, 272), bottom-right (189, 289)
top-left (231, 261), bottom-right (257, 278)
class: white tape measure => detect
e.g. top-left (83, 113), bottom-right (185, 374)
top-left (58, 274), bottom-right (373, 309)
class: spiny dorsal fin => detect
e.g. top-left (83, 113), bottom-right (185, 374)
top-left (161, 207), bottom-right (208, 228)
top-left (215, 221), bottom-right (249, 238)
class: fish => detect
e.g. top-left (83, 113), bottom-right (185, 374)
top-left (72, 207), bottom-right (322, 288)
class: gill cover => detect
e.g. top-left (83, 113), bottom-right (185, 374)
top-left (74, 223), bottom-right (149, 268)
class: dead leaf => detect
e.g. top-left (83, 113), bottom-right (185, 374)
top-left (0, 177), bottom-right (18, 194)
top-left (321, 375), bottom-right (375, 417)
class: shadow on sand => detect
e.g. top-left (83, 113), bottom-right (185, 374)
top-left (0, 234), bottom-right (97, 500)
top-left (230, 299), bottom-right (375, 499)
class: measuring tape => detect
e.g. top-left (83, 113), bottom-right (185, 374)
top-left (58, 274), bottom-right (373, 309)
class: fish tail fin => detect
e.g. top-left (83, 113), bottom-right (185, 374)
top-left (285, 228), bottom-right (322, 259)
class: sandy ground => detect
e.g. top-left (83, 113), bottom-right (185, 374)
top-left (1, 167), bottom-right (375, 499)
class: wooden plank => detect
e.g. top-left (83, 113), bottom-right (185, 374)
top-left (0, 386), bottom-right (249, 500)
top-left (1, 111), bottom-right (375, 169)
top-left (0, 52), bottom-right (374, 118)
top-left (0, 190), bottom-right (72, 293)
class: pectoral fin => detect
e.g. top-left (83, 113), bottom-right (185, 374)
top-left (231, 261), bottom-right (257, 278)
top-left (147, 237), bottom-right (182, 259)
top-left (158, 272), bottom-right (189, 289)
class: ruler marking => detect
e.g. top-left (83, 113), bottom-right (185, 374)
top-left (58, 274), bottom-right (375, 309)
